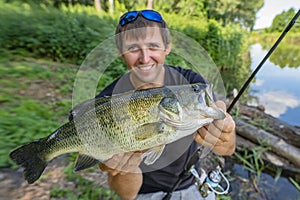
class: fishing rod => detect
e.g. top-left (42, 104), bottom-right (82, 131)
top-left (227, 9), bottom-right (300, 113)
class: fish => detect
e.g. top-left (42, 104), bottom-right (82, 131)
top-left (9, 83), bottom-right (225, 184)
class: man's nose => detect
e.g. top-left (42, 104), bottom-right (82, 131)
top-left (139, 48), bottom-right (151, 64)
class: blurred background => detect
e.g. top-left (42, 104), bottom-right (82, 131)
top-left (0, 0), bottom-right (299, 199)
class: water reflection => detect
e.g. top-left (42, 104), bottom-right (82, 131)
top-left (253, 91), bottom-right (299, 118)
top-left (261, 41), bottom-right (300, 69)
top-left (249, 43), bottom-right (300, 126)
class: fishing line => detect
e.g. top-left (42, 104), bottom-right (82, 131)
top-left (227, 9), bottom-right (300, 113)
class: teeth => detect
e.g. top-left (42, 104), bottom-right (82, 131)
top-left (138, 65), bottom-right (153, 71)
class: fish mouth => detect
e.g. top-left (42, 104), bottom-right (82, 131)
top-left (202, 107), bottom-right (226, 120)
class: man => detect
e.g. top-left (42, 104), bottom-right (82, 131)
top-left (98, 10), bottom-right (236, 200)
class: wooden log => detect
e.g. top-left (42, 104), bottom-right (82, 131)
top-left (236, 135), bottom-right (300, 177)
top-left (237, 104), bottom-right (300, 148)
top-left (235, 119), bottom-right (300, 168)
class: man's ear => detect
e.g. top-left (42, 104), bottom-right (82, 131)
top-left (117, 49), bottom-right (124, 59)
top-left (165, 43), bottom-right (171, 55)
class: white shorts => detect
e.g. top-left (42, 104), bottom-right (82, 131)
top-left (135, 184), bottom-right (216, 200)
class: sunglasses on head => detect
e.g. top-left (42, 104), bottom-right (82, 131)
top-left (119, 10), bottom-right (163, 26)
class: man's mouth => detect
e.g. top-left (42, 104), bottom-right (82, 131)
top-left (137, 65), bottom-right (154, 71)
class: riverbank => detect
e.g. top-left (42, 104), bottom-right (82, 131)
top-left (1, 51), bottom-right (300, 199)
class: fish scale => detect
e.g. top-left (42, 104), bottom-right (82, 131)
top-left (9, 83), bottom-right (225, 184)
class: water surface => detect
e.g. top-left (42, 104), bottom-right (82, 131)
top-left (249, 43), bottom-right (300, 126)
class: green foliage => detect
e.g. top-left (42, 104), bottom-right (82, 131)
top-left (0, 2), bottom-right (117, 64)
top-left (0, 99), bottom-right (63, 167)
top-left (234, 145), bottom-right (270, 182)
top-left (49, 163), bottom-right (119, 200)
top-left (0, 1), bottom-right (250, 93)
top-left (266, 8), bottom-right (300, 33)
top-left (0, 52), bottom-right (127, 168)
top-left (206, 0), bottom-right (264, 30)
top-left (203, 20), bottom-right (248, 69)
top-left (251, 33), bottom-right (300, 69)
top-left (268, 41), bottom-right (300, 69)
top-left (165, 12), bottom-right (249, 70)
top-left (0, 57), bottom-right (77, 167)
top-left (156, 0), bottom-right (207, 18)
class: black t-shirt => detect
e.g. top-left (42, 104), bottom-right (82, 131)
top-left (96, 65), bottom-right (208, 193)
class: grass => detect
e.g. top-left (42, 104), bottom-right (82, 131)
top-left (0, 55), bottom-right (78, 167)
top-left (234, 145), bottom-right (269, 182)
top-left (0, 54), bottom-right (121, 199)
top-left (49, 163), bottom-right (119, 200)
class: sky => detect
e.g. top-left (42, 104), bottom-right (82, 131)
top-left (254, 0), bottom-right (300, 29)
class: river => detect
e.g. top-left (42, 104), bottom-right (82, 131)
top-left (248, 43), bottom-right (300, 126)
top-left (227, 42), bottom-right (300, 200)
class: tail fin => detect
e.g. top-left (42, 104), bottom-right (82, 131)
top-left (9, 140), bottom-right (47, 184)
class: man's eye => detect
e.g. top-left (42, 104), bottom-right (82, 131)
top-left (128, 46), bottom-right (139, 52)
top-left (149, 43), bottom-right (160, 49)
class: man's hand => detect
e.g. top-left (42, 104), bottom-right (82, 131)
top-left (99, 152), bottom-right (143, 176)
top-left (99, 152), bottom-right (144, 200)
top-left (194, 100), bottom-right (236, 155)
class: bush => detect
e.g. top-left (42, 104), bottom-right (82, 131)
top-left (0, 2), bottom-right (249, 92)
top-left (164, 13), bottom-right (248, 70)
top-left (0, 2), bottom-right (247, 69)
top-left (0, 2), bottom-right (117, 64)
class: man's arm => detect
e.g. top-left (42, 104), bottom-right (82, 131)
top-left (99, 152), bottom-right (143, 200)
top-left (194, 100), bottom-right (236, 155)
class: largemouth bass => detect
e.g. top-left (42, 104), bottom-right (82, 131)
top-left (9, 83), bottom-right (225, 184)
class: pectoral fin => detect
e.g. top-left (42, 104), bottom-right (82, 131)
top-left (134, 122), bottom-right (164, 141)
top-left (74, 154), bottom-right (100, 171)
top-left (142, 145), bottom-right (165, 165)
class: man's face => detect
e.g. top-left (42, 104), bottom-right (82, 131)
top-left (120, 27), bottom-right (171, 87)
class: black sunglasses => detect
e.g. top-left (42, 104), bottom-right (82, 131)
top-left (119, 10), bottom-right (163, 26)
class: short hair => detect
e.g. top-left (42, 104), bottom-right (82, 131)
top-left (115, 14), bottom-right (171, 52)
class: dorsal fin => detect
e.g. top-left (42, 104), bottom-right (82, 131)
top-left (70, 96), bottom-right (111, 120)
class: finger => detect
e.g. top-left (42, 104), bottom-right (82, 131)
top-left (194, 132), bottom-right (213, 149)
top-left (194, 127), bottom-right (216, 148)
top-left (205, 123), bottom-right (222, 138)
top-left (99, 163), bottom-right (120, 176)
top-left (214, 113), bottom-right (235, 134)
top-left (100, 152), bottom-right (141, 175)
top-left (104, 153), bottom-right (125, 170)
top-left (202, 126), bottom-right (223, 146)
top-left (121, 153), bottom-right (143, 174)
top-left (114, 152), bottom-right (134, 171)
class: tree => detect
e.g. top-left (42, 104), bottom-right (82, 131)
top-left (147, 0), bottom-right (153, 9)
top-left (94, 0), bottom-right (101, 13)
top-left (206, 0), bottom-right (264, 30)
top-left (268, 8), bottom-right (297, 32)
top-left (155, 0), bottom-right (206, 18)
top-left (108, 0), bottom-right (114, 14)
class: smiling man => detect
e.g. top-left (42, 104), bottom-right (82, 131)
top-left (97, 10), bottom-right (236, 200)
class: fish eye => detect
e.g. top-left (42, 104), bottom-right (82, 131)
top-left (192, 85), bottom-right (200, 93)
